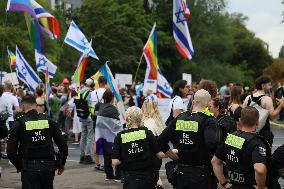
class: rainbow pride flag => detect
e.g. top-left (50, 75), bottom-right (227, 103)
top-left (25, 14), bottom-right (44, 54)
top-left (7, 48), bottom-right (16, 66)
top-left (31, 0), bottom-right (60, 39)
top-left (143, 23), bottom-right (158, 81)
top-left (73, 53), bottom-right (89, 84)
top-left (6, 0), bottom-right (36, 17)
top-left (143, 23), bottom-right (158, 92)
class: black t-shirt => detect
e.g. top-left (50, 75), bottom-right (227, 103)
top-left (158, 111), bottom-right (220, 165)
top-left (215, 131), bottom-right (266, 185)
top-left (112, 127), bottom-right (160, 171)
top-left (271, 144), bottom-right (284, 171)
top-left (215, 132), bottom-right (266, 164)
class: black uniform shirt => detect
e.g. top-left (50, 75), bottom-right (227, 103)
top-left (215, 131), bottom-right (267, 185)
top-left (7, 109), bottom-right (68, 172)
top-left (215, 132), bottom-right (267, 165)
top-left (158, 111), bottom-right (220, 165)
top-left (112, 127), bottom-right (160, 171)
top-left (271, 144), bottom-right (284, 171)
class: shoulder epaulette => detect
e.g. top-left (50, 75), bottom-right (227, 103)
top-left (14, 113), bottom-right (25, 121)
top-left (201, 107), bottom-right (214, 117)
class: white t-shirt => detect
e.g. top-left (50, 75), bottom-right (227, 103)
top-left (168, 96), bottom-right (186, 113)
top-left (91, 88), bottom-right (106, 107)
top-left (2, 92), bottom-right (19, 122)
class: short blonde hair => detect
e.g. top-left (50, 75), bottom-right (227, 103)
top-left (194, 89), bottom-right (211, 108)
top-left (126, 106), bottom-right (143, 128)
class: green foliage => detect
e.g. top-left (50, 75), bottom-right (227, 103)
top-left (0, 0), bottom-right (273, 87)
top-left (279, 45), bottom-right (284, 58)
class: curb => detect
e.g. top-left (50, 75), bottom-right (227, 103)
top-left (270, 121), bottom-right (284, 128)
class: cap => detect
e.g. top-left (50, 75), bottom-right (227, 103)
top-left (62, 78), bottom-right (70, 84)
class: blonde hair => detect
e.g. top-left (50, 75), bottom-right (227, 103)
top-left (142, 100), bottom-right (165, 134)
top-left (126, 106), bottom-right (143, 128)
top-left (194, 89), bottom-right (211, 108)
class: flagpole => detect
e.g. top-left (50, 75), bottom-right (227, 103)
top-left (132, 52), bottom-right (144, 88)
top-left (1, 10), bottom-right (8, 84)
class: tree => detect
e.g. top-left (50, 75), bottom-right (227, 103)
top-left (279, 45), bottom-right (284, 58)
top-left (264, 58), bottom-right (284, 83)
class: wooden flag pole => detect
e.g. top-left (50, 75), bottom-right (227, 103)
top-left (1, 10), bottom-right (8, 84)
top-left (132, 52), bottom-right (144, 88)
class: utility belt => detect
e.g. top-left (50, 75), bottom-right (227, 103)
top-left (123, 169), bottom-right (157, 183)
top-left (230, 183), bottom-right (255, 189)
top-left (22, 159), bottom-right (55, 170)
top-left (165, 161), bottom-right (212, 186)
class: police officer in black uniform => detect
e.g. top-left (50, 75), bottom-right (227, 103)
top-left (112, 106), bottom-right (164, 189)
top-left (269, 144), bottom-right (284, 189)
top-left (158, 89), bottom-right (221, 189)
top-left (7, 94), bottom-right (68, 189)
top-left (211, 107), bottom-right (268, 189)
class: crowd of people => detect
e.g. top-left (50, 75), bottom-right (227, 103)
top-left (0, 75), bottom-right (284, 189)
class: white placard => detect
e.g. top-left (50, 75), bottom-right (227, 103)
top-left (3, 72), bottom-right (19, 86)
top-left (115, 74), bottom-right (132, 88)
top-left (182, 73), bottom-right (192, 86)
top-left (0, 71), bottom-right (7, 84)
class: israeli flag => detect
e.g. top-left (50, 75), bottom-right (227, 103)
top-left (64, 20), bottom-right (99, 60)
top-left (16, 47), bottom-right (41, 92)
top-left (157, 68), bottom-right (173, 98)
top-left (173, 0), bottom-right (194, 60)
top-left (35, 50), bottom-right (57, 78)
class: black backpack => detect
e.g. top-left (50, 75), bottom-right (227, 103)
top-left (74, 90), bottom-right (91, 119)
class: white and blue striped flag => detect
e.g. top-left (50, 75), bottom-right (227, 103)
top-left (35, 50), bottom-right (57, 78)
top-left (64, 20), bottom-right (99, 60)
top-left (173, 0), bottom-right (194, 60)
top-left (157, 68), bottom-right (172, 98)
top-left (16, 47), bottom-right (41, 92)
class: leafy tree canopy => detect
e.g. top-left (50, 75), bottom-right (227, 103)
top-left (0, 0), bottom-right (273, 87)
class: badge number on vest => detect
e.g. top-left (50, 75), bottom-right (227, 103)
top-left (225, 134), bottom-right (245, 149)
top-left (121, 130), bottom-right (146, 143)
top-left (25, 120), bottom-right (49, 130)
top-left (175, 120), bottom-right (198, 132)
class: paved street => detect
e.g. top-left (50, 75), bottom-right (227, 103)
top-left (0, 124), bottom-right (283, 189)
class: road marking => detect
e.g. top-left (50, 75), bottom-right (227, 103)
top-left (66, 159), bottom-right (79, 162)
top-left (270, 121), bottom-right (284, 128)
top-left (55, 147), bottom-right (76, 150)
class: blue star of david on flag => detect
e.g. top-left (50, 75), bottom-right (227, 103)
top-left (16, 46), bottom-right (41, 92)
top-left (64, 20), bottom-right (99, 60)
top-left (175, 7), bottom-right (187, 25)
top-left (35, 50), bottom-right (57, 78)
top-left (38, 57), bottom-right (47, 68)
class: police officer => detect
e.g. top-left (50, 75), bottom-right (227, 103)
top-left (211, 107), bottom-right (267, 189)
top-left (269, 144), bottom-right (284, 189)
top-left (158, 89), bottom-right (221, 189)
top-left (112, 106), bottom-right (164, 189)
top-left (7, 94), bottom-right (68, 189)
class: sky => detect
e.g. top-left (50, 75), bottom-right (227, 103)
top-left (227, 0), bottom-right (284, 58)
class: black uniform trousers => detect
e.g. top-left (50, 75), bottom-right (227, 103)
top-left (21, 160), bottom-right (55, 189)
top-left (231, 184), bottom-right (255, 189)
top-left (123, 170), bottom-right (155, 189)
top-left (175, 166), bottom-right (217, 189)
top-left (104, 152), bottom-right (122, 179)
